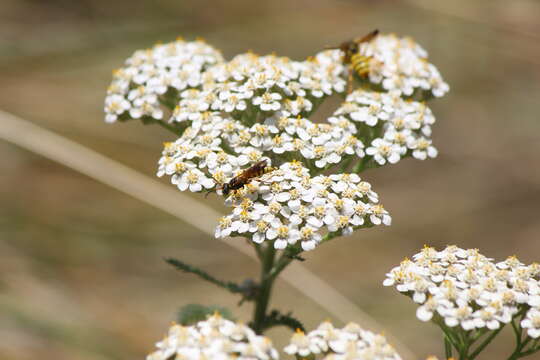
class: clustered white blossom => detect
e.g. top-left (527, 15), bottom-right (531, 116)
top-left (356, 33), bottom-right (449, 97)
top-left (146, 314), bottom-right (279, 360)
top-left (107, 35), bottom-right (448, 254)
top-left (163, 50), bottom-right (346, 138)
top-left (284, 321), bottom-right (401, 360)
top-left (215, 161), bottom-right (390, 251)
top-left (104, 38), bottom-right (224, 123)
top-left (170, 50), bottom-right (347, 125)
top-left (384, 246), bottom-right (540, 337)
top-left (330, 89), bottom-right (437, 165)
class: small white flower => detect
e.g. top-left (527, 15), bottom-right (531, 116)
top-left (409, 137), bottom-right (438, 160)
top-left (176, 169), bottom-right (215, 192)
top-left (253, 92), bottom-right (282, 112)
top-left (104, 94), bottom-right (131, 123)
top-left (284, 330), bottom-right (322, 357)
top-left (369, 204), bottom-right (391, 226)
top-left (522, 308), bottom-right (540, 339)
top-left (366, 138), bottom-right (402, 165)
top-left (223, 94), bottom-right (247, 112)
top-left (350, 103), bottom-right (389, 126)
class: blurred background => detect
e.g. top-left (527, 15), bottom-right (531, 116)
top-left (1, 0), bottom-right (539, 359)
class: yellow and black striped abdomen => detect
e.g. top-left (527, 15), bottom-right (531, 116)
top-left (351, 53), bottom-right (371, 77)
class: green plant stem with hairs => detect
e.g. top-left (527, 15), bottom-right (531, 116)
top-left (252, 244), bottom-right (276, 333)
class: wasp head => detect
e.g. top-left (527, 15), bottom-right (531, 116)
top-left (222, 184), bottom-right (230, 196)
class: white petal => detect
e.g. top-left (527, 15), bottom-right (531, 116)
top-left (274, 239), bottom-right (287, 249)
top-left (416, 307), bottom-right (433, 321)
top-left (189, 183), bottom-right (202, 192)
top-left (276, 192), bottom-right (291, 202)
top-left (302, 240), bottom-right (316, 251)
top-left (413, 292), bottom-right (426, 303)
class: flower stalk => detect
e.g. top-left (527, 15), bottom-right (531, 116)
top-left (252, 244), bottom-right (277, 333)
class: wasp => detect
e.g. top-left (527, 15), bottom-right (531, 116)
top-left (327, 29), bottom-right (379, 94)
top-left (206, 160), bottom-right (275, 197)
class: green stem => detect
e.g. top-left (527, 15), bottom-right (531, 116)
top-left (433, 318), bottom-right (463, 356)
top-left (512, 316), bottom-right (523, 347)
top-left (445, 335), bottom-right (453, 359)
top-left (353, 157), bottom-right (368, 173)
top-left (458, 330), bottom-right (472, 360)
top-left (516, 340), bottom-right (540, 358)
top-left (165, 258), bottom-right (243, 294)
top-left (509, 337), bottom-right (533, 360)
top-left (156, 120), bottom-right (184, 136)
top-left (268, 254), bottom-right (294, 280)
top-left (319, 231), bottom-right (341, 245)
top-left (253, 243), bottom-right (264, 261)
top-left (506, 309), bottom-right (537, 359)
top-left (268, 246), bottom-right (302, 280)
top-left (252, 244), bottom-right (276, 333)
top-left (220, 140), bottom-right (238, 155)
top-left (469, 325), bottom-right (505, 359)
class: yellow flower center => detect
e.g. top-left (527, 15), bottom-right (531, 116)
top-left (187, 171), bottom-right (199, 184)
top-left (301, 227), bottom-right (313, 239)
top-left (277, 226), bottom-right (289, 238)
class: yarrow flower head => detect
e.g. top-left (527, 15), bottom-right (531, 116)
top-left (284, 321), bottom-right (402, 360)
top-left (384, 246), bottom-right (540, 334)
top-left (106, 34), bottom-right (448, 255)
top-left (146, 314), bottom-right (278, 360)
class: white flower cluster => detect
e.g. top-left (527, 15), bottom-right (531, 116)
top-left (384, 246), bottom-right (540, 336)
top-left (105, 35), bottom-right (449, 253)
top-left (109, 35), bottom-right (446, 179)
top-left (146, 314), bottom-right (279, 360)
top-left (215, 161), bottom-right (389, 251)
top-left (156, 107), bottom-right (367, 197)
top-left (359, 33), bottom-right (449, 97)
top-left (168, 51), bottom-right (346, 125)
top-left (165, 51), bottom-right (363, 170)
top-left (284, 322), bottom-right (401, 360)
top-left (331, 89), bottom-right (437, 165)
top-left (159, 112), bottom-right (364, 181)
top-left (202, 52), bottom-right (344, 113)
top-left (104, 39), bottom-right (223, 123)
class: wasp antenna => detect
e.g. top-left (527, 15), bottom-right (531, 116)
top-left (204, 189), bottom-right (215, 198)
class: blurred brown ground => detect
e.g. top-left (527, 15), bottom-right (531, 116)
top-left (1, 0), bottom-right (540, 359)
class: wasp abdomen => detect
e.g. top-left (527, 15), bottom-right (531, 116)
top-left (351, 53), bottom-right (371, 77)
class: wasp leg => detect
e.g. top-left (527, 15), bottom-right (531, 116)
top-left (204, 189), bottom-right (214, 198)
top-left (347, 65), bottom-right (354, 94)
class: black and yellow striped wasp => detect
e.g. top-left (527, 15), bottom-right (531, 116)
top-left (327, 29), bottom-right (379, 93)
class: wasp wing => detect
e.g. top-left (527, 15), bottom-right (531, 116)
top-left (353, 29), bottom-right (379, 44)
